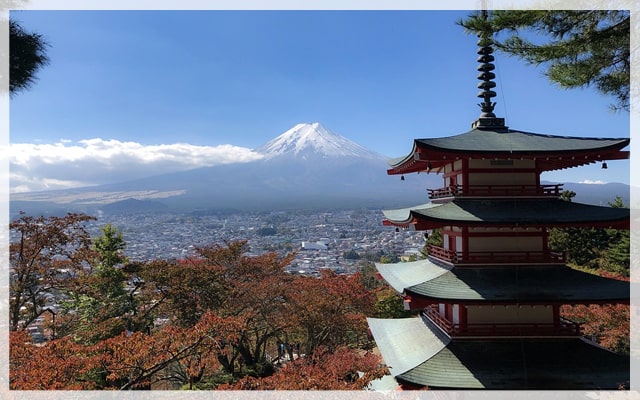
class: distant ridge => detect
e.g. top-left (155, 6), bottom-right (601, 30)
top-left (11, 122), bottom-right (434, 215)
top-left (560, 182), bottom-right (630, 206)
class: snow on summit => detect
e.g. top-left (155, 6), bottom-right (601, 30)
top-left (257, 123), bottom-right (385, 160)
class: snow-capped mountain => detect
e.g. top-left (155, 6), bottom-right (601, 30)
top-left (257, 122), bottom-right (386, 161)
top-left (11, 122), bottom-right (437, 214)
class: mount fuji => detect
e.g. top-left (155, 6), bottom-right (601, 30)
top-left (11, 123), bottom-right (437, 215)
top-left (258, 122), bottom-right (386, 161)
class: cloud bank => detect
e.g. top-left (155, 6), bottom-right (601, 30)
top-left (10, 138), bottom-right (264, 193)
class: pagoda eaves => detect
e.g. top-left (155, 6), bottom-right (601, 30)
top-left (387, 127), bottom-right (629, 175)
top-left (375, 259), bottom-right (629, 306)
top-left (382, 199), bottom-right (630, 230)
top-left (368, 316), bottom-right (629, 389)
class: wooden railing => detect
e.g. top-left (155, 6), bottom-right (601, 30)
top-left (428, 184), bottom-right (563, 199)
top-left (424, 305), bottom-right (454, 333)
top-left (424, 306), bottom-right (581, 337)
top-left (426, 245), bottom-right (566, 265)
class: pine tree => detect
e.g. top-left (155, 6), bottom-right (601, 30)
top-left (60, 224), bottom-right (136, 343)
top-left (460, 10), bottom-right (630, 111)
top-left (9, 19), bottom-right (50, 95)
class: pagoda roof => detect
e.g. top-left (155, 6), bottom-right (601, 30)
top-left (367, 316), bottom-right (450, 376)
top-left (383, 199), bottom-right (630, 230)
top-left (376, 259), bottom-right (629, 304)
top-left (374, 258), bottom-right (452, 293)
top-left (368, 316), bottom-right (629, 389)
top-left (395, 263), bottom-right (629, 304)
top-left (388, 127), bottom-right (629, 175)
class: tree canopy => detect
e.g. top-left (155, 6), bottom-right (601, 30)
top-left (9, 212), bottom-right (96, 331)
top-left (549, 195), bottom-right (630, 276)
top-left (460, 10), bottom-right (630, 111)
top-left (9, 19), bottom-right (50, 95)
top-left (10, 227), bottom-right (385, 390)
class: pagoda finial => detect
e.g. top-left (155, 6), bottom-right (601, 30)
top-left (472, 9), bottom-right (506, 130)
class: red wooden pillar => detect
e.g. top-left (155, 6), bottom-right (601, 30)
top-left (459, 304), bottom-right (468, 335)
top-left (461, 226), bottom-right (469, 261)
top-left (461, 158), bottom-right (469, 196)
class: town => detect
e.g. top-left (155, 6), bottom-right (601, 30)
top-left (90, 208), bottom-right (427, 275)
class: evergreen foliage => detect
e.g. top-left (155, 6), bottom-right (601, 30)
top-left (548, 195), bottom-right (629, 276)
top-left (9, 19), bottom-right (50, 95)
top-left (374, 288), bottom-right (415, 319)
top-left (460, 10), bottom-right (630, 111)
top-left (60, 224), bottom-right (139, 344)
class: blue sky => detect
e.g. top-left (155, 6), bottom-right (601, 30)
top-left (8, 7), bottom-right (632, 192)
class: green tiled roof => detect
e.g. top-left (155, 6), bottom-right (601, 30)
top-left (367, 316), bottom-right (450, 376)
top-left (405, 265), bottom-right (629, 303)
top-left (387, 127), bottom-right (629, 174)
top-left (414, 128), bottom-right (629, 154)
top-left (374, 259), bottom-right (451, 293)
top-left (398, 337), bottom-right (629, 389)
top-left (384, 199), bottom-right (629, 226)
top-left (381, 202), bottom-right (435, 225)
top-left (367, 316), bottom-right (629, 389)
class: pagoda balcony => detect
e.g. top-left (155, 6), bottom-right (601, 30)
top-left (426, 245), bottom-right (566, 265)
top-left (423, 306), bottom-right (581, 338)
top-left (428, 184), bottom-right (563, 200)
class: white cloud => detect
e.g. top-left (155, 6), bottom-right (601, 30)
top-left (10, 138), bottom-right (264, 193)
top-left (579, 179), bottom-right (606, 185)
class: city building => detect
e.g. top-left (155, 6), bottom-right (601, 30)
top-left (367, 22), bottom-right (630, 390)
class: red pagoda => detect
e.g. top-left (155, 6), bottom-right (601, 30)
top-left (367, 21), bottom-right (630, 390)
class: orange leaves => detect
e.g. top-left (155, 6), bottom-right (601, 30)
top-left (9, 212), bottom-right (96, 331)
top-left (191, 311), bottom-right (243, 351)
top-left (91, 312), bottom-right (244, 389)
top-left (561, 270), bottom-right (630, 354)
top-left (10, 311), bottom-right (244, 390)
top-left (132, 243), bottom-right (298, 380)
top-left (10, 331), bottom-right (98, 390)
top-left (562, 303), bottom-right (630, 354)
top-left (10, 239), bottom-right (382, 389)
top-left (285, 270), bottom-right (376, 353)
top-left (220, 346), bottom-right (388, 390)
top-left (140, 258), bottom-right (229, 328)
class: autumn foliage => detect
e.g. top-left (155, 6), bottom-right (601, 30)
top-left (9, 215), bottom-right (384, 390)
top-left (10, 312), bottom-right (243, 390)
top-left (9, 212), bottom-right (96, 331)
top-left (10, 330), bottom-right (97, 390)
top-left (561, 272), bottom-right (630, 354)
top-left (220, 346), bottom-right (388, 390)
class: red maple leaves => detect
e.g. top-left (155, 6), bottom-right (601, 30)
top-left (10, 238), bottom-right (385, 390)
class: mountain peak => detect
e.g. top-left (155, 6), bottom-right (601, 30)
top-left (257, 122), bottom-right (385, 160)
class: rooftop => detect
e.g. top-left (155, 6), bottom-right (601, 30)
top-left (376, 259), bottom-right (629, 304)
top-left (368, 315), bottom-right (629, 390)
top-left (383, 199), bottom-right (630, 230)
